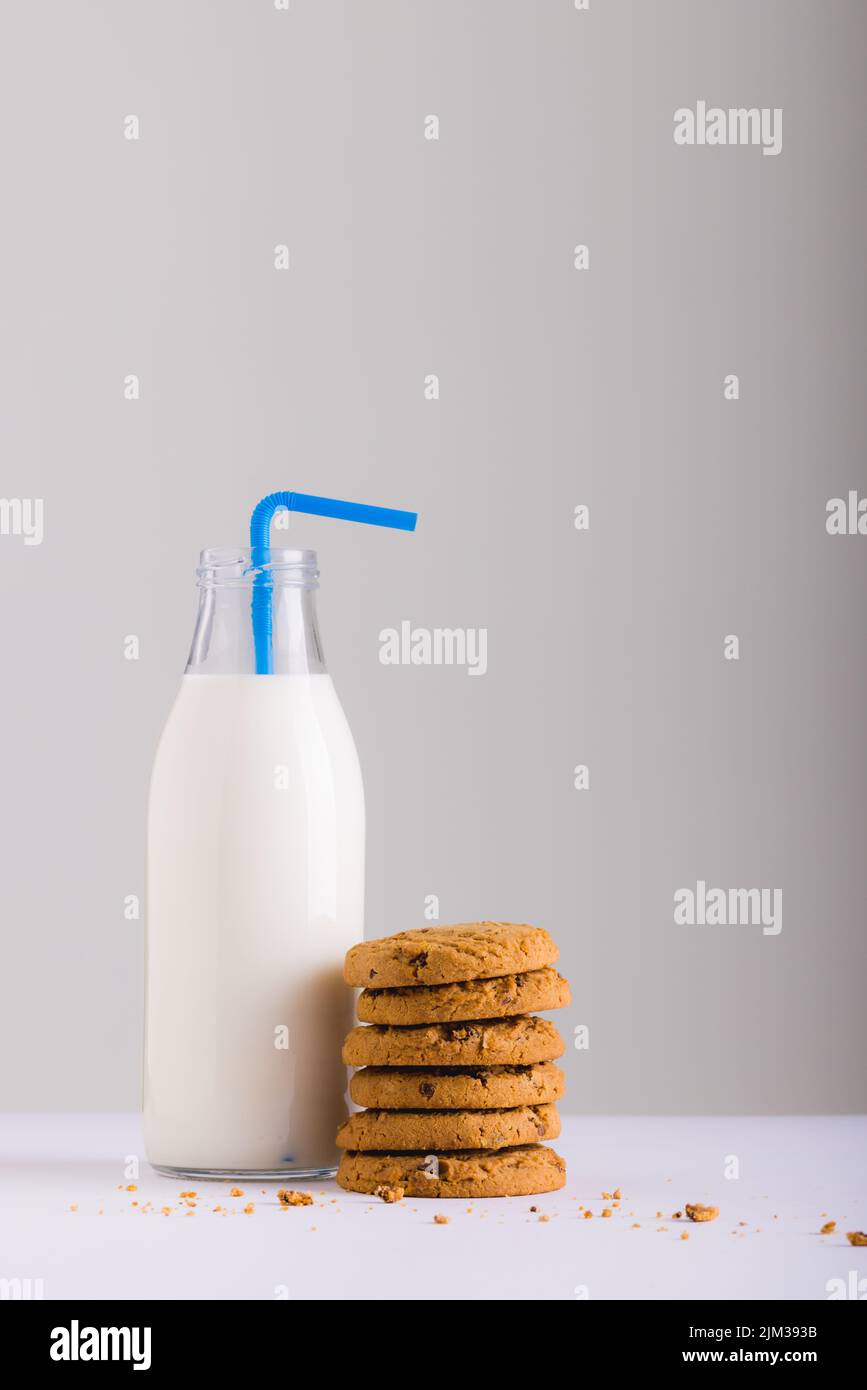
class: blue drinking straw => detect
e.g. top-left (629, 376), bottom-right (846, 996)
top-left (250, 490), bottom-right (418, 673)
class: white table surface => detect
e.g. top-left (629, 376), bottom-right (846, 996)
top-left (1, 1114), bottom-right (864, 1301)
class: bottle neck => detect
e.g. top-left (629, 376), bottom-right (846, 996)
top-left (185, 548), bottom-right (326, 676)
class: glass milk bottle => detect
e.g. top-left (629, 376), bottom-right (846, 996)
top-left (144, 547), bottom-right (364, 1179)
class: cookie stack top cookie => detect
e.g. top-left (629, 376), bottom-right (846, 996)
top-left (344, 921), bottom-right (560, 988)
top-left (337, 923), bottom-right (570, 1199)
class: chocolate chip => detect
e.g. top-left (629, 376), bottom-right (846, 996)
top-left (419, 1082), bottom-right (435, 1099)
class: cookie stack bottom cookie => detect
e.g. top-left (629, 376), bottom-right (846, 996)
top-left (339, 1145), bottom-right (566, 1199)
top-left (337, 924), bottom-right (570, 1199)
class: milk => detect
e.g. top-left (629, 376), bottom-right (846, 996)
top-left (144, 673), bottom-right (364, 1176)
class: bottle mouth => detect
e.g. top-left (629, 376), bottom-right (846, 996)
top-left (197, 547), bottom-right (319, 589)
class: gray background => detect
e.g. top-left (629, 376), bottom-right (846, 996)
top-left (1, 0), bottom-right (864, 1114)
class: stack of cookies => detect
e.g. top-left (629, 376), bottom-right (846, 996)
top-left (336, 923), bottom-right (569, 1199)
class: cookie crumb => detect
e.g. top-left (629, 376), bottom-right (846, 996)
top-left (631, 1222), bottom-right (641, 1229)
top-left (125, 1184), bottom-right (137, 1192)
top-left (433, 1213), bottom-right (449, 1225)
top-left (601, 1208), bottom-right (613, 1218)
top-left (583, 1210), bottom-right (593, 1220)
top-left (161, 1206), bottom-right (172, 1216)
top-left (672, 1210), bottom-right (683, 1219)
top-left (820, 1221), bottom-right (836, 1235)
top-left (243, 1203), bottom-right (255, 1215)
top-left (680, 1232), bottom-right (689, 1241)
top-left (69, 1204), bottom-right (78, 1212)
top-left (613, 1188), bottom-right (621, 1200)
top-left (277, 1189), bottom-right (313, 1208)
top-left (229, 1187), bottom-right (244, 1198)
top-left (371, 1183), bottom-right (404, 1204)
top-left (179, 1190), bottom-right (196, 1198)
top-left (847, 1231), bottom-right (867, 1246)
top-left (538, 1214), bottom-right (550, 1223)
top-left (685, 1203), bottom-right (719, 1223)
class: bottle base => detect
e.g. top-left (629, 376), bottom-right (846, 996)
top-left (150, 1163), bottom-right (337, 1182)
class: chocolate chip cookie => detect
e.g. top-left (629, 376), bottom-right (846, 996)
top-left (336, 1102), bottom-right (560, 1152)
top-left (350, 1061), bottom-right (564, 1111)
top-left (356, 966), bottom-right (570, 1025)
top-left (337, 1144), bottom-right (567, 1198)
top-left (342, 1015), bottom-right (564, 1068)
top-left (343, 923), bottom-right (558, 989)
